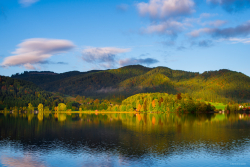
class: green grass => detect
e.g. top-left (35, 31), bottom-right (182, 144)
top-left (209, 102), bottom-right (226, 110)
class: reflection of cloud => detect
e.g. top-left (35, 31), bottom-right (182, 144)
top-left (137, 0), bottom-right (195, 19)
top-left (207, 0), bottom-right (250, 13)
top-left (188, 21), bottom-right (250, 38)
top-left (1, 38), bottom-right (75, 70)
top-left (119, 58), bottom-right (159, 66)
top-left (1, 155), bottom-right (46, 167)
top-left (19, 0), bottom-right (40, 7)
top-left (82, 47), bottom-right (130, 68)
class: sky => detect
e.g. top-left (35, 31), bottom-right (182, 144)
top-left (0, 0), bottom-right (250, 77)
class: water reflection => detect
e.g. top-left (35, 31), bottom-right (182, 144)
top-left (1, 155), bottom-right (46, 167)
top-left (1, 111), bottom-right (250, 166)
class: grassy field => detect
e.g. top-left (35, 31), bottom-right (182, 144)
top-left (209, 102), bottom-right (226, 110)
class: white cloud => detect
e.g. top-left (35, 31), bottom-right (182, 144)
top-left (137, 0), bottom-right (195, 19)
top-left (82, 47), bottom-right (131, 68)
top-left (226, 37), bottom-right (250, 44)
top-left (1, 38), bottom-right (75, 69)
top-left (19, 0), bottom-right (40, 7)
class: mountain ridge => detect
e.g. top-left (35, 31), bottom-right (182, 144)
top-left (11, 65), bottom-right (250, 103)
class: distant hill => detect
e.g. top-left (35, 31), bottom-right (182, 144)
top-left (11, 65), bottom-right (250, 103)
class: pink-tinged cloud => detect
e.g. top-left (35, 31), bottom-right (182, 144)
top-left (207, 20), bottom-right (227, 27)
top-left (1, 38), bottom-right (75, 69)
top-left (82, 47), bottom-right (131, 68)
top-left (19, 0), bottom-right (40, 7)
top-left (142, 20), bottom-right (188, 36)
top-left (137, 0), bottom-right (195, 19)
top-left (188, 28), bottom-right (214, 37)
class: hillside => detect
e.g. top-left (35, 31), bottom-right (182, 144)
top-left (11, 65), bottom-right (250, 103)
top-left (0, 76), bottom-right (65, 110)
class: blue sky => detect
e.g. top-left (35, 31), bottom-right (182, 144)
top-left (0, 0), bottom-right (250, 76)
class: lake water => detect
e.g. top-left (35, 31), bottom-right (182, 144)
top-left (1, 111), bottom-right (250, 167)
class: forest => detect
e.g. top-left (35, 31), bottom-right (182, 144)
top-left (1, 65), bottom-right (250, 112)
top-left (11, 65), bottom-right (250, 103)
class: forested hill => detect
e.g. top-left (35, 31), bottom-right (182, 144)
top-left (0, 76), bottom-right (64, 110)
top-left (11, 65), bottom-right (250, 103)
top-left (12, 70), bottom-right (102, 86)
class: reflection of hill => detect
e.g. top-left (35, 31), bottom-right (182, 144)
top-left (1, 112), bottom-right (250, 158)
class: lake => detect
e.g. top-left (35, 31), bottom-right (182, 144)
top-left (1, 111), bottom-right (250, 167)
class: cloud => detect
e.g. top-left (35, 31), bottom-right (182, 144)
top-left (137, 0), bottom-right (195, 19)
top-left (116, 4), bottom-right (129, 12)
top-left (160, 40), bottom-right (175, 46)
top-left (141, 20), bottom-right (187, 37)
top-left (197, 40), bottom-right (213, 47)
top-left (37, 60), bottom-right (68, 65)
top-left (82, 47), bottom-right (131, 68)
top-left (140, 53), bottom-right (150, 57)
top-left (176, 46), bottom-right (187, 51)
top-left (119, 58), bottom-right (159, 66)
top-left (0, 4), bottom-right (7, 19)
top-left (1, 38), bottom-right (75, 69)
top-left (207, 20), bottom-right (227, 27)
top-left (188, 28), bottom-right (214, 37)
top-left (57, 62), bottom-right (68, 65)
top-left (188, 20), bottom-right (250, 38)
top-left (19, 0), bottom-right (40, 7)
top-left (207, 0), bottom-right (250, 13)
top-left (225, 37), bottom-right (250, 44)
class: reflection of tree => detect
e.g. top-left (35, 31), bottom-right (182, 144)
top-left (58, 113), bottom-right (67, 122)
top-left (1, 112), bottom-right (250, 159)
top-left (37, 112), bottom-right (43, 121)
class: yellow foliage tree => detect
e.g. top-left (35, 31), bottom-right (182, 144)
top-left (58, 103), bottom-right (67, 111)
top-left (137, 104), bottom-right (142, 111)
top-left (28, 103), bottom-right (34, 111)
top-left (152, 100), bottom-right (156, 108)
top-left (38, 103), bottom-right (44, 112)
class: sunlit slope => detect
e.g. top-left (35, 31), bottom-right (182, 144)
top-left (176, 69), bottom-right (250, 102)
top-left (10, 65), bottom-right (250, 102)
